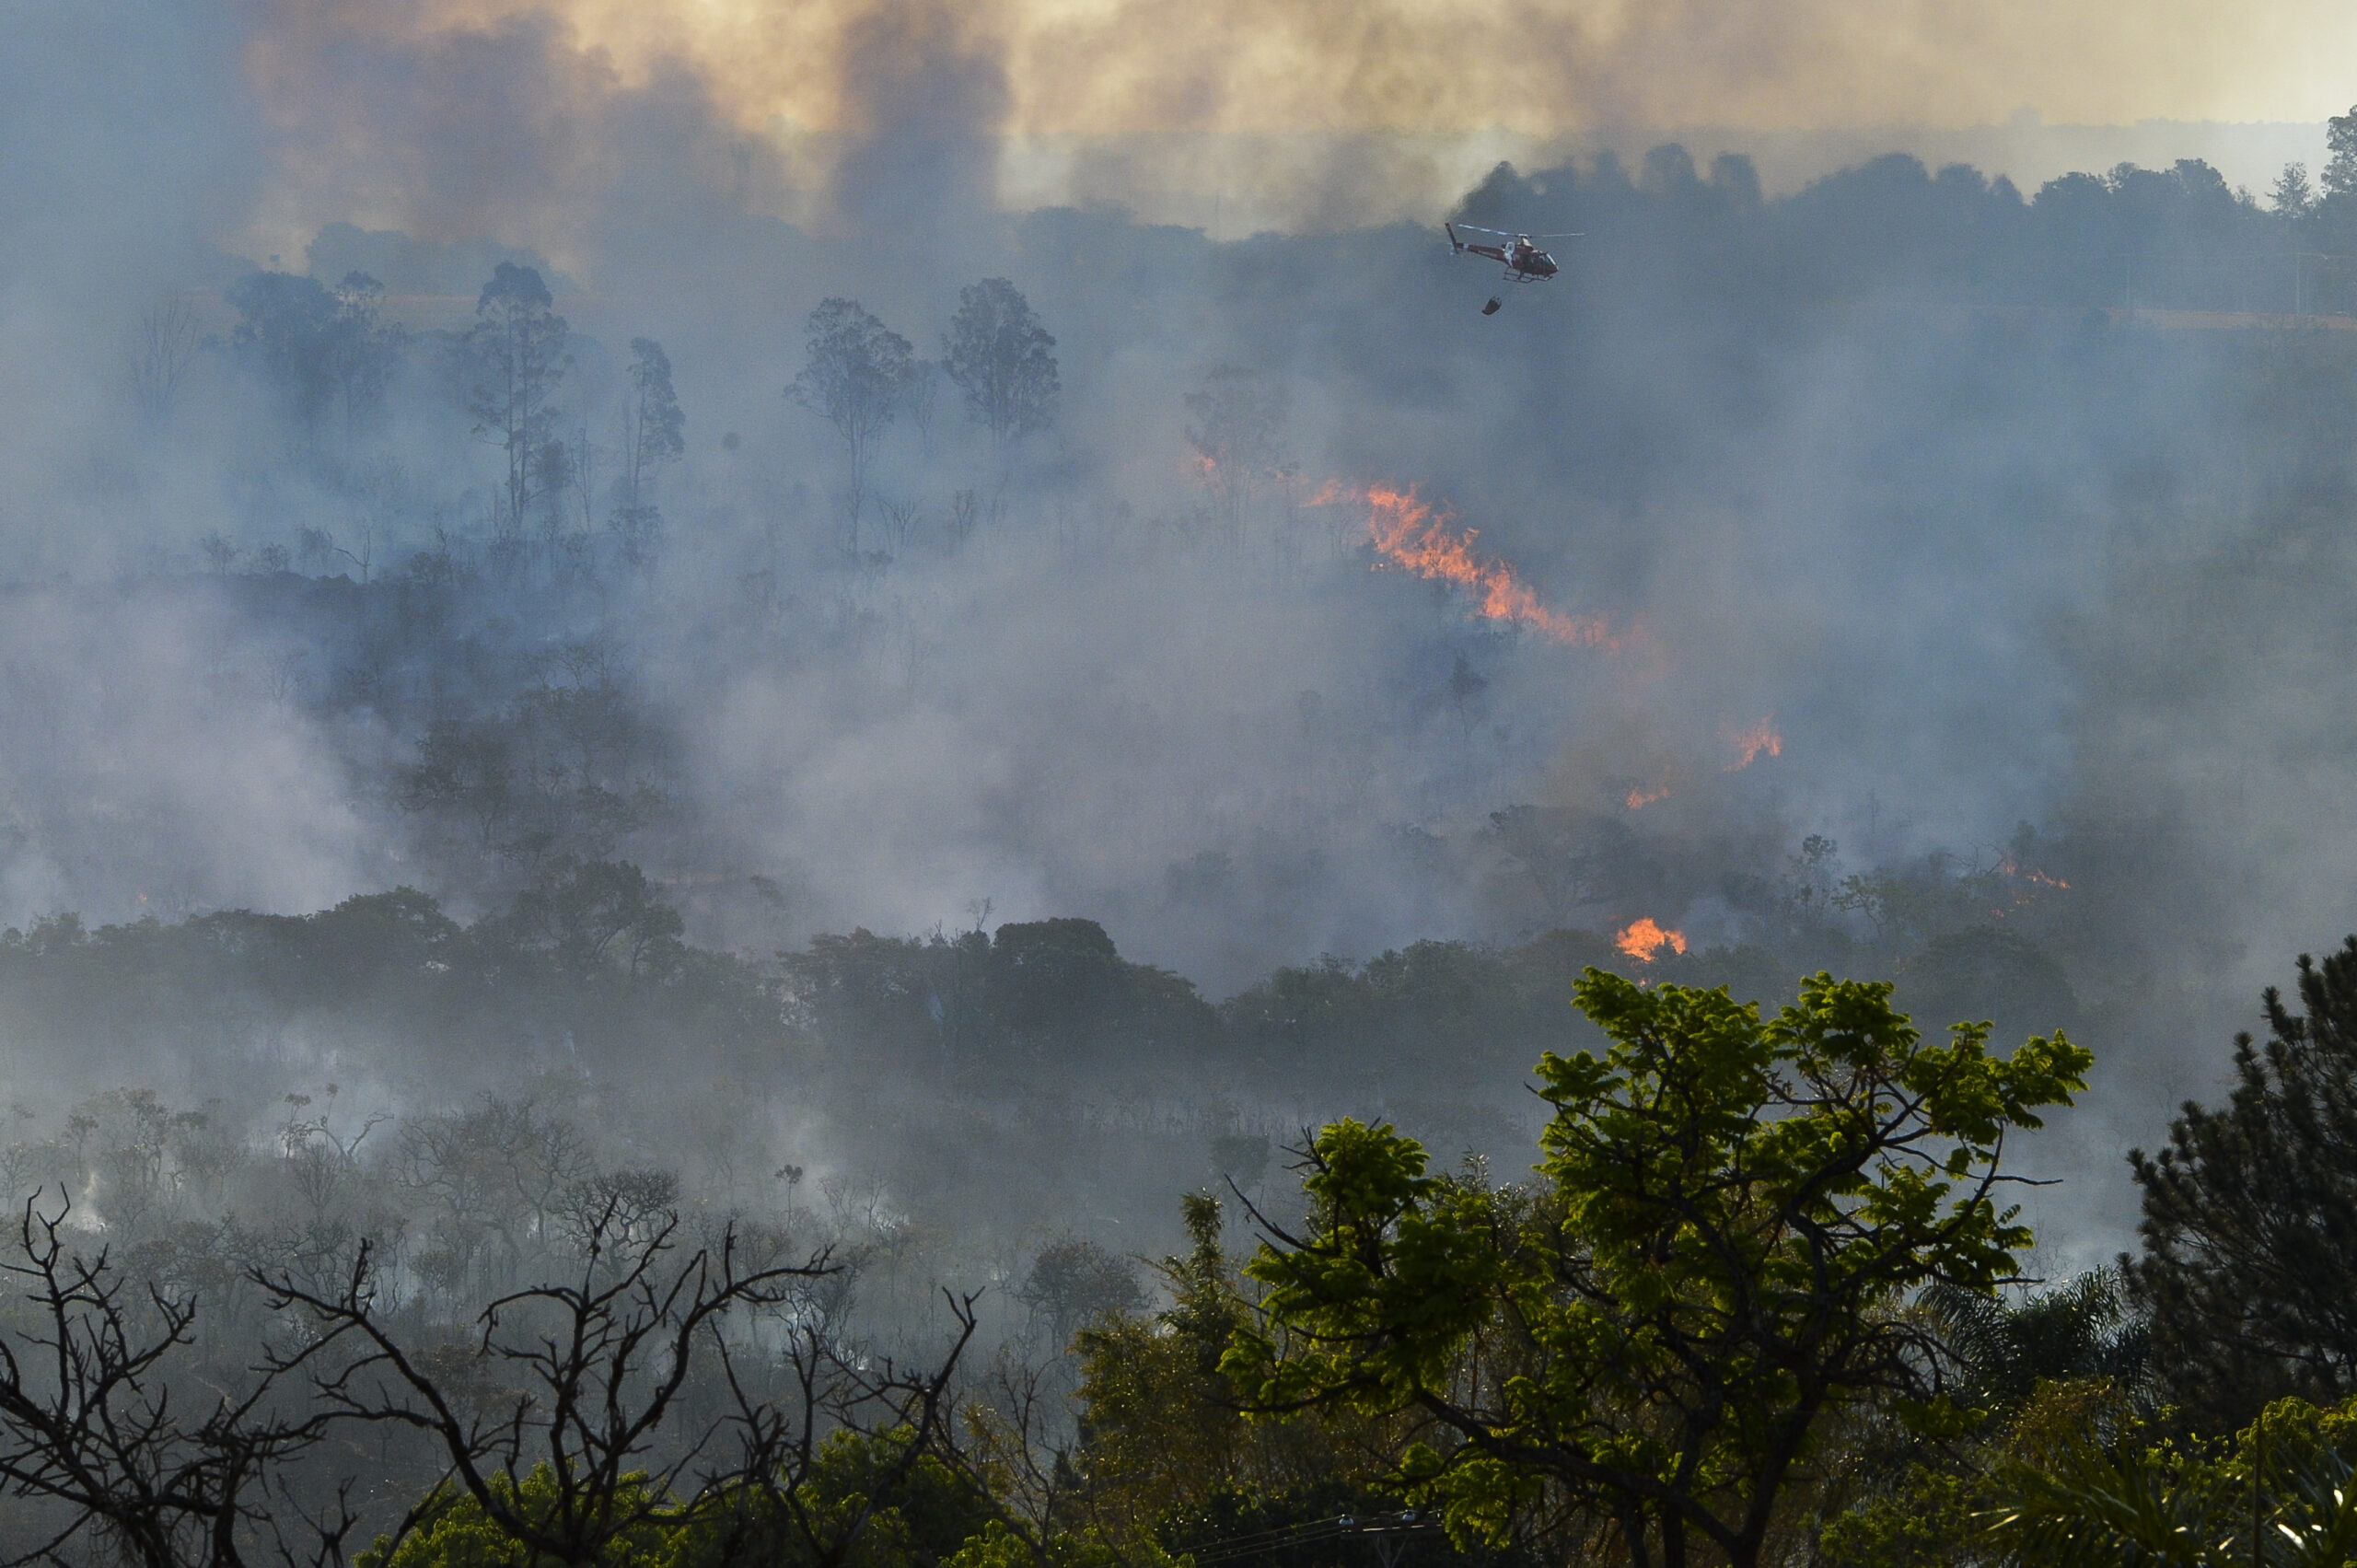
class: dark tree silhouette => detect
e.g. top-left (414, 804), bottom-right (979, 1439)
top-left (226, 273), bottom-right (340, 438)
top-left (788, 298), bottom-right (916, 550)
top-left (261, 1199), bottom-right (980, 1568)
top-left (460, 262), bottom-right (571, 540)
top-left (2128, 936), bottom-right (2357, 1428)
top-left (940, 278), bottom-right (1059, 447)
top-left (0, 1193), bottom-right (343, 1568)
top-left (324, 273), bottom-right (399, 436)
top-left (2272, 161), bottom-right (2316, 222)
top-left (226, 271), bottom-right (397, 446)
top-left (613, 337), bottom-right (685, 567)
top-left (398, 720), bottom-right (517, 849)
top-left (1925, 1268), bottom-right (2149, 1413)
top-left (1016, 1237), bottom-right (1145, 1349)
top-left (133, 296), bottom-right (203, 424)
top-left (260, 1206), bottom-right (815, 1568)
top-left (2326, 105), bottom-right (2357, 207)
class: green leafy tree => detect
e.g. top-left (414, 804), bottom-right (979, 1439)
top-left (1982, 1393), bottom-right (2357, 1568)
top-left (367, 1431), bottom-right (993, 1568)
top-left (363, 1466), bottom-right (680, 1568)
top-left (1225, 969), bottom-right (2089, 1568)
top-left (1818, 1379), bottom-right (2123, 1568)
top-left (1073, 1196), bottom-right (1253, 1531)
top-left (1062, 1195), bottom-right (1414, 1563)
top-left (1817, 1277), bottom-right (2151, 1568)
top-left (2128, 936), bottom-right (2357, 1429)
top-left (940, 279), bottom-right (1059, 447)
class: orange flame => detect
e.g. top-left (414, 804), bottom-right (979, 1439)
top-left (1727, 718), bottom-right (1782, 770)
top-left (1998, 857), bottom-right (2072, 891)
top-left (1614, 917), bottom-right (1687, 962)
top-left (1625, 784), bottom-right (1670, 810)
top-left (1313, 482), bottom-right (1621, 649)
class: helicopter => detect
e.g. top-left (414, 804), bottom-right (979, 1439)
top-left (1446, 223), bottom-right (1578, 314)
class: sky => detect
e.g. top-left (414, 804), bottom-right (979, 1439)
top-left (221, 0), bottom-right (2356, 250)
top-left (282, 0), bottom-right (2357, 135)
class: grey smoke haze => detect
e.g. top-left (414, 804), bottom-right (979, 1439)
top-left (0, 584), bottom-right (397, 921)
top-left (9, 0), bottom-right (2357, 1272)
top-left (1004, 118), bottom-right (2337, 237)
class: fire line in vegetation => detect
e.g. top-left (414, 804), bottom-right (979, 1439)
top-left (1312, 481), bottom-right (1626, 649)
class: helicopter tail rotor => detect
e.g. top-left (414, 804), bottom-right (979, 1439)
top-left (1446, 222), bottom-right (1465, 254)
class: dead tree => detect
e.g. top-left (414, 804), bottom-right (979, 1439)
top-left (0, 1192), bottom-right (340, 1568)
top-left (0, 1187), bottom-right (990, 1568)
top-left (688, 1284), bottom-right (983, 1568)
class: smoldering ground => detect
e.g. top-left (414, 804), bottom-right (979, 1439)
top-left (6, 0), bottom-right (2357, 1285)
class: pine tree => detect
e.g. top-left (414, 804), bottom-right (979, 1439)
top-left (2128, 937), bottom-right (2357, 1428)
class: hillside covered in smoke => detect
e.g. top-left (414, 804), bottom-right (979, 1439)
top-left (16, 0), bottom-right (2357, 1403)
top-left (11, 124), bottom-right (2357, 1071)
top-left (25, 0), bottom-right (2357, 1558)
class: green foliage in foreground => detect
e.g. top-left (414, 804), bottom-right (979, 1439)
top-left (361, 1430), bottom-right (993, 1568)
top-left (361, 1468), bottom-right (678, 1568)
top-left (1225, 968), bottom-right (2090, 1568)
top-left (1822, 1384), bottom-right (2357, 1568)
top-left (138, 936), bottom-right (2357, 1568)
top-left (313, 941), bottom-right (2357, 1568)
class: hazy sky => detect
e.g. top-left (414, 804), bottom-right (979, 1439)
top-left (216, 0), bottom-right (2356, 248)
top-left (281, 0), bottom-right (2357, 137)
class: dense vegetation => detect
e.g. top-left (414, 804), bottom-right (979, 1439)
top-left (4, 860), bottom-right (2357, 1565)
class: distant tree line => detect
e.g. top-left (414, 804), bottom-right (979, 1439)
top-left (788, 280), bottom-right (1060, 554)
top-left (191, 257), bottom-right (1062, 575)
top-left (1457, 113), bottom-right (2357, 319)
